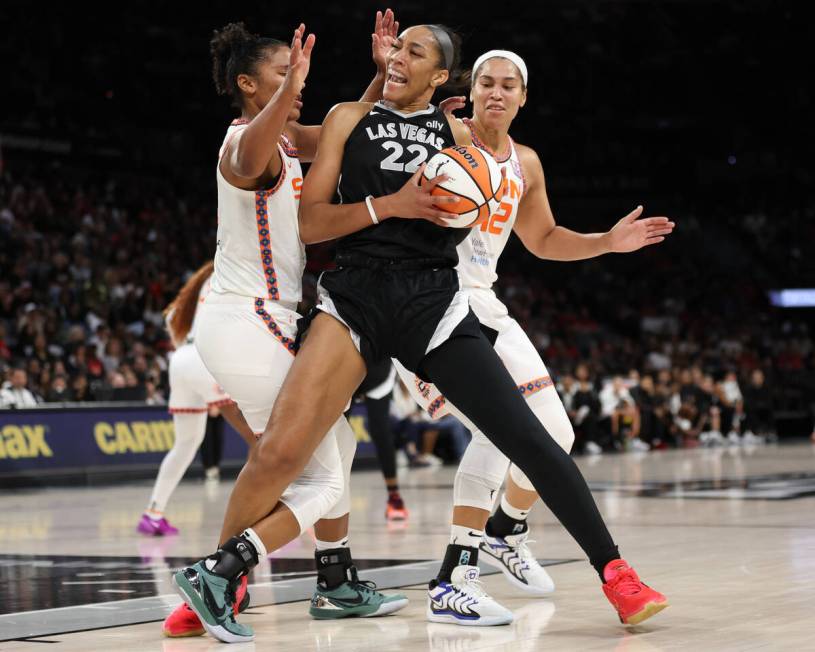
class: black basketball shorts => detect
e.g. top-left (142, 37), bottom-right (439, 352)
top-left (312, 255), bottom-right (487, 379)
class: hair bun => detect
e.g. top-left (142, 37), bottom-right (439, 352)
top-left (210, 22), bottom-right (255, 96)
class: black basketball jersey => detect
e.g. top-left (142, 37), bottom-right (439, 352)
top-left (336, 101), bottom-right (467, 264)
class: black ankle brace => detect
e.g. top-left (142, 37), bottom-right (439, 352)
top-left (487, 505), bottom-right (529, 538)
top-left (210, 535), bottom-right (260, 580)
top-left (436, 543), bottom-right (478, 583)
top-left (315, 547), bottom-right (354, 589)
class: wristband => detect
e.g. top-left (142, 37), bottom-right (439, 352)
top-left (364, 195), bottom-right (379, 225)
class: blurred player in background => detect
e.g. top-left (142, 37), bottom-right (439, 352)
top-left (137, 261), bottom-right (255, 538)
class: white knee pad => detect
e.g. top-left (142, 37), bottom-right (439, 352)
top-left (530, 387), bottom-right (576, 453)
top-left (508, 462), bottom-right (535, 492)
top-left (507, 388), bottom-right (575, 493)
top-left (321, 417), bottom-right (357, 520)
top-left (453, 430), bottom-right (509, 511)
top-left (279, 428), bottom-right (345, 533)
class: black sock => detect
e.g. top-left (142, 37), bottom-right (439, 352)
top-left (591, 547), bottom-right (621, 582)
top-left (486, 505), bottom-right (529, 538)
top-left (315, 546), bottom-right (355, 590)
top-left (209, 535), bottom-right (260, 580)
top-left (422, 337), bottom-right (621, 583)
top-left (387, 486), bottom-right (401, 502)
top-left (434, 543), bottom-right (479, 584)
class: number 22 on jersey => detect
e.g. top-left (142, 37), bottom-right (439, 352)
top-left (379, 141), bottom-right (429, 173)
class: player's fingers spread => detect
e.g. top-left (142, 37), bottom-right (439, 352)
top-left (424, 174), bottom-right (450, 191)
top-left (624, 205), bottom-right (643, 222)
top-left (431, 195), bottom-right (458, 205)
top-left (409, 163), bottom-right (426, 186)
top-left (646, 223), bottom-right (675, 234)
top-left (304, 33), bottom-right (316, 55)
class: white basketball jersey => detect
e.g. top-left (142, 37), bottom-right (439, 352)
top-left (212, 119), bottom-right (306, 304)
top-left (456, 120), bottom-right (526, 289)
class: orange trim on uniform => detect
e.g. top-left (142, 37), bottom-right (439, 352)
top-left (219, 125), bottom-right (247, 162)
top-left (207, 398), bottom-right (235, 408)
top-left (254, 169), bottom-right (285, 300)
top-left (168, 407), bottom-right (208, 414)
top-left (231, 118), bottom-right (250, 126)
top-left (280, 133), bottom-right (299, 158)
top-left (509, 137), bottom-right (528, 196)
top-left (464, 118), bottom-right (512, 162)
top-left (427, 395), bottom-right (447, 419)
top-left (518, 375), bottom-right (553, 398)
top-left (254, 298), bottom-right (298, 355)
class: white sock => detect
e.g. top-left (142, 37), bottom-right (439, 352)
top-left (450, 524), bottom-right (483, 550)
top-left (315, 536), bottom-right (349, 551)
top-left (501, 494), bottom-right (530, 521)
top-left (242, 527), bottom-right (268, 559)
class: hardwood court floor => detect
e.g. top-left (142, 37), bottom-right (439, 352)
top-left (1, 442), bottom-right (814, 650)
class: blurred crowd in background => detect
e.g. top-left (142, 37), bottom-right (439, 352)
top-left (1, 1), bottom-right (812, 452)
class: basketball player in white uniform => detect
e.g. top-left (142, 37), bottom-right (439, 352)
top-left (164, 17), bottom-right (408, 641)
top-left (138, 261), bottom-right (256, 539)
top-left (395, 50), bottom-right (675, 625)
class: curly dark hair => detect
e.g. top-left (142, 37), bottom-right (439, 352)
top-left (210, 22), bottom-right (286, 108)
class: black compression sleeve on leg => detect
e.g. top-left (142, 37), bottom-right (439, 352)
top-left (422, 336), bottom-right (619, 578)
top-left (365, 395), bottom-right (398, 480)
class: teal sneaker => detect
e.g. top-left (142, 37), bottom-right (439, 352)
top-left (172, 561), bottom-right (254, 643)
top-left (309, 573), bottom-right (408, 620)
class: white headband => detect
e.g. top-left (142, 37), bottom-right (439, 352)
top-left (471, 49), bottom-right (528, 86)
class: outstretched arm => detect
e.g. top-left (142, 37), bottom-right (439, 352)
top-left (221, 25), bottom-right (314, 186)
top-left (288, 9), bottom-right (398, 161)
top-left (513, 145), bottom-right (675, 260)
top-left (359, 8), bottom-right (398, 102)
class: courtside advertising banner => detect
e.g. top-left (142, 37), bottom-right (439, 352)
top-left (0, 404), bottom-right (375, 478)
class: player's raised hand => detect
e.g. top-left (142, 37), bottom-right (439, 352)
top-left (372, 8), bottom-right (399, 73)
top-left (284, 24), bottom-right (316, 95)
top-left (440, 96), bottom-right (467, 116)
top-left (385, 163), bottom-right (458, 226)
top-left (607, 205), bottom-right (675, 253)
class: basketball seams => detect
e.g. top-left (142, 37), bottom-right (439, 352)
top-left (424, 170), bottom-right (486, 225)
top-left (426, 178), bottom-right (481, 209)
top-left (421, 145), bottom-right (503, 227)
top-left (447, 148), bottom-right (492, 205)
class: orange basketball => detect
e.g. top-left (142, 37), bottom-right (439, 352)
top-left (421, 145), bottom-right (505, 228)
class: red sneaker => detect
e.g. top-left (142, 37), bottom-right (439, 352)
top-left (162, 602), bottom-right (204, 638)
top-left (162, 575), bottom-right (250, 637)
top-left (602, 559), bottom-right (668, 625)
top-left (386, 496), bottom-right (408, 521)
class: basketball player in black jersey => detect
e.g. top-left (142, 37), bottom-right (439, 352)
top-left (174, 24), bottom-right (667, 642)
